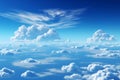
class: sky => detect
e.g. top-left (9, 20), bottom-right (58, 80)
top-left (0, 0), bottom-right (120, 42)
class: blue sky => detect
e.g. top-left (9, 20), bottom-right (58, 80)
top-left (0, 0), bottom-right (120, 42)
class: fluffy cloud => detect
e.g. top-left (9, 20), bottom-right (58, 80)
top-left (13, 58), bottom-right (40, 68)
top-left (11, 25), bottom-right (60, 41)
top-left (86, 63), bottom-right (104, 73)
top-left (0, 67), bottom-right (15, 78)
top-left (63, 63), bottom-right (120, 80)
top-left (61, 62), bottom-right (79, 73)
top-left (85, 64), bottom-right (120, 80)
top-left (87, 29), bottom-right (115, 43)
top-left (21, 70), bottom-right (39, 78)
top-left (87, 68), bottom-right (120, 80)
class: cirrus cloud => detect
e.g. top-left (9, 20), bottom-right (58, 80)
top-left (0, 9), bottom-right (85, 29)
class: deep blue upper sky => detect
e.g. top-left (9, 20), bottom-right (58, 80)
top-left (0, 0), bottom-right (120, 42)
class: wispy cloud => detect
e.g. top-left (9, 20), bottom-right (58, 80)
top-left (0, 9), bottom-right (86, 29)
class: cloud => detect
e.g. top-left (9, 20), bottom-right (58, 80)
top-left (86, 63), bottom-right (104, 73)
top-left (48, 68), bottom-right (64, 73)
top-left (13, 58), bottom-right (40, 68)
top-left (87, 29), bottom-right (116, 44)
top-left (52, 49), bottom-right (69, 54)
top-left (0, 48), bottom-right (19, 55)
top-left (39, 57), bottom-right (71, 64)
top-left (11, 25), bottom-right (60, 41)
top-left (61, 62), bottom-right (79, 73)
top-left (87, 46), bottom-right (120, 58)
top-left (0, 9), bottom-right (85, 29)
top-left (13, 57), bottom-right (70, 68)
top-left (21, 70), bottom-right (54, 78)
top-left (64, 73), bottom-right (82, 80)
top-left (21, 70), bottom-right (39, 78)
top-left (94, 48), bottom-right (120, 58)
top-left (85, 64), bottom-right (120, 80)
top-left (0, 67), bottom-right (15, 78)
top-left (63, 63), bottom-right (120, 80)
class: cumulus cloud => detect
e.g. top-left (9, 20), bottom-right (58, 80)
top-left (21, 70), bottom-right (39, 78)
top-left (87, 29), bottom-right (116, 44)
top-left (63, 63), bottom-right (120, 80)
top-left (0, 9), bottom-right (85, 29)
top-left (86, 63), bottom-right (104, 73)
top-left (0, 67), bottom-right (15, 78)
top-left (13, 58), bottom-right (40, 68)
top-left (61, 62), bottom-right (79, 73)
top-left (85, 64), bottom-right (120, 80)
top-left (11, 25), bottom-right (60, 41)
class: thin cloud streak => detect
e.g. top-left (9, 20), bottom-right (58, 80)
top-left (0, 9), bottom-right (86, 29)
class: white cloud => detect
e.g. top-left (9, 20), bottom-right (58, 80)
top-left (87, 29), bottom-right (115, 44)
top-left (44, 9), bottom-right (66, 17)
top-left (21, 70), bottom-right (55, 78)
top-left (0, 67), bottom-right (14, 78)
top-left (0, 9), bottom-right (85, 29)
top-left (86, 63), bottom-right (104, 73)
top-left (63, 63), bottom-right (120, 80)
top-left (64, 73), bottom-right (82, 80)
top-left (88, 46), bottom-right (120, 58)
top-left (39, 57), bottom-right (71, 64)
top-left (13, 58), bottom-right (40, 68)
top-left (13, 57), bottom-right (70, 68)
top-left (36, 29), bottom-right (60, 41)
top-left (38, 72), bottom-right (54, 77)
top-left (83, 63), bottom-right (120, 80)
top-left (61, 62), bottom-right (79, 73)
top-left (11, 25), bottom-right (60, 41)
top-left (0, 48), bottom-right (19, 55)
top-left (21, 70), bottom-right (39, 78)
top-left (52, 49), bottom-right (69, 54)
top-left (48, 68), bottom-right (64, 73)
top-left (86, 67), bottom-right (120, 80)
